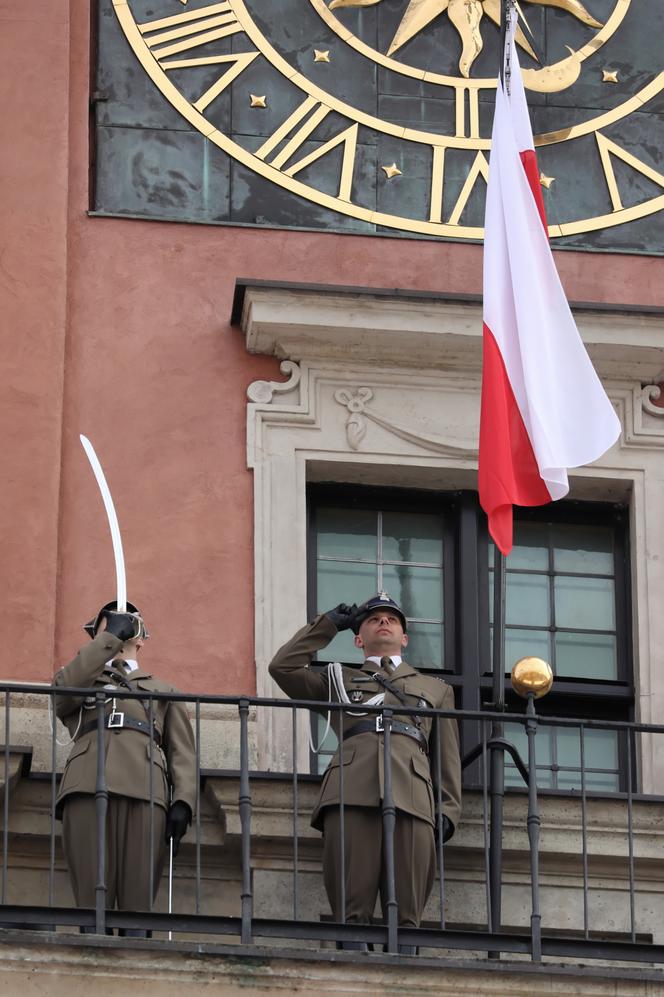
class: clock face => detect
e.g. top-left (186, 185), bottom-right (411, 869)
top-left (98, 0), bottom-right (664, 250)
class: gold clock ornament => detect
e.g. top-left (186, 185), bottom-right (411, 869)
top-left (107, 0), bottom-right (664, 245)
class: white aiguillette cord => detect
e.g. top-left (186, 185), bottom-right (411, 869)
top-left (309, 662), bottom-right (384, 754)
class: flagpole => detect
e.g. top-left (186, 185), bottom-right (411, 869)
top-left (487, 0), bottom-right (515, 954)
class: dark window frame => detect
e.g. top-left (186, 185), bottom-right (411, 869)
top-left (306, 483), bottom-right (633, 785)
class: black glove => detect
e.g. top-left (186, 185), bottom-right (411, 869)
top-left (165, 801), bottom-right (192, 857)
top-left (324, 603), bottom-right (359, 632)
top-left (102, 611), bottom-right (139, 642)
top-left (435, 813), bottom-right (454, 848)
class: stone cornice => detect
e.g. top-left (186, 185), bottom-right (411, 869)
top-left (238, 283), bottom-right (664, 380)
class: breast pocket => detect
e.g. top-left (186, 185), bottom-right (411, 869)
top-left (62, 738), bottom-right (93, 791)
top-left (410, 752), bottom-right (434, 819)
top-left (319, 743), bottom-right (356, 804)
top-left (145, 741), bottom-right (169, 801)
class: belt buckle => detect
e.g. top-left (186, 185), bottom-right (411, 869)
top-left (108, 711), bottom-right (125, 729)
top-left (375, 715), bottom-right (384, 733)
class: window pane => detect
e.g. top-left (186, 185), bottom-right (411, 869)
top-left (504, 723), bottom-right (552, 765)
top-left (583, 728), bottom-right (618, 769)
top-left (507, 523), bottom-right (549, 570)
top-left (557, 726), bottom-right (581, 768)
top-left (316, 629), bottom-right (360, 664)
top-left (584, 770), bottom-right (620, 792)
top-left (406, 623), bottom-right (443, 670)
top-left (490, 573), bottom-right (550, 626)
top-left (506, 573), bottom-right (550, 627)
top-left (558, 770), bottom-right (619, 792)
top-left (552, 524), bottom-right (614, 575)
top-left (317, 508), bottom-right (376, 560)
top-left (382, 564), bottom-right (443, 621)
top-left (505, 628), bottom-right (551, 672)
top-left (317, 561), bottom-right (376, 613)
top-left (555, 632), bottom-right (617, 680)
top-left (382, 511), bottom-right (443, 565)
top-left (490, 528), bottom-right (548, 572)
top-left (554, 576), bottom-right (615, 630)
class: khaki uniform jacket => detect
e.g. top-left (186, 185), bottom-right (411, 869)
top-left (269, 615), bottom-right (462, 833)
top-left (53, 632), bottom-right (197, 819)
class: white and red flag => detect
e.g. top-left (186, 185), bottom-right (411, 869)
top-left (479, 17), bottom-right (621, 556)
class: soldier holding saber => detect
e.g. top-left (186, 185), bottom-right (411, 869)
top-left (53, 438), bottom-right (196, 933)
top-left (54, 602), bottom-right (196, 932)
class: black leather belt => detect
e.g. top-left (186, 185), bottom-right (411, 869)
top-left (77, 713), bottom-right (162, 747)
top-left (345, 717), bottom-right (428, 751)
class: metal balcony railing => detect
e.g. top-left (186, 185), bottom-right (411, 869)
top-left (0, 681), bottom-right (662, 965)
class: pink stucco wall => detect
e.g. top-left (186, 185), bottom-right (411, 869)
top-left (1, 0), bottom-right (662, 693)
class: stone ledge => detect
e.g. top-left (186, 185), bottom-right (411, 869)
top-left (0, 930), bottom-right (662, 996)
top-left (240, 285), bottom-right (664, 379)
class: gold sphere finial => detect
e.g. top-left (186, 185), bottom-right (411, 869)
top-left (511, 657), bottom-right (553, 699)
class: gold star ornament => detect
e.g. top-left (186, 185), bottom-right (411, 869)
top-left (381, 163), bottom-right (402, 179)
top-left (539, 173), bottom-right (555, 189)
top-left (314, 49), bottom-right (331, 62)
top-left (602, 69), bottom-right (619, 83)
top-left (249, 94), bottom-right (267, 107)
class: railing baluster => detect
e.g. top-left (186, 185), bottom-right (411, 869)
top-left (238, 698), bottom-right (253, 944)
top-left (525, 695), bottom-right (542, 963)
top-left (291, 706), bottom-right (299, 922)
top-left (2, 692), bottom-right (10, 905)
top-left (481, 718), bottom-right (491, 932)
top-left (579, 723), bottom-right (589, 939)
top-left (148, 695), bottom-right (155, 915)
top-left (94, 692), bottom-right (107, 935)
top-left (626, 726), bottom-right (636, 943)
top-left (338, 715), bottom-right (345, 933)
top-left (195, 699), bottom-right (201, 916)
top-left (49, 690), bottom-right (57, 909)
top-left (434, 715), bottom-right (445, 930)
top-left (382, 708), bottom-right (398, 954)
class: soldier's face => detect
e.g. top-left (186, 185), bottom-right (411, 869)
top-left (354, 611), bottom-right (408, 656)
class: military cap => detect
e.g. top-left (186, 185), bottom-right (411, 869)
top-left (83, 600), bottom-right (150, 640)
top-left (352, 591), bottom-right (407, 634)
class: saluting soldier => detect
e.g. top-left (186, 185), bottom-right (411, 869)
top-left (269, 592), bottom-right (461, 952)
top-left (54, 601), bottom-right (196, 933)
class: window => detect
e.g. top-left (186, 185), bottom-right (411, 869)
top-left (308, 485), bottom-right (633, 787)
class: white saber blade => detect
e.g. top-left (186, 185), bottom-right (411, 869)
top-left (79, 435), bottom-right (127, 612)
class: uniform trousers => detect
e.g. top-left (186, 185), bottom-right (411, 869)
top-left (62, 794), bottom-right (167, 910)
top-left (322, 805), bottom-right (436, 926)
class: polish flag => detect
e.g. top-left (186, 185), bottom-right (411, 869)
top-left (479, 20), bottom-right (621, 556)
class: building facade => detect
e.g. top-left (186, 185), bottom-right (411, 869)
top-left (2, 0), bottom-right (664, 991)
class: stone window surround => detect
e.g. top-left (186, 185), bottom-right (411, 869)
top-left (238, 282), bottom-right (664, 790)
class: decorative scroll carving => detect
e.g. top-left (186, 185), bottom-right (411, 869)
top-left (247, 360), bottom-right (301, 404)
top-left (334, 386), bottom-right (477, 457)
top-left (641, 383), bottom-right (664, 417)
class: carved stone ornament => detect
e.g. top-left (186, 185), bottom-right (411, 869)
top-left (333, 386), bottom-right (478, 457)
top-left (247, 361), bottom-right (301, 404)
top-left (641, 383), bottom-right (664, 417)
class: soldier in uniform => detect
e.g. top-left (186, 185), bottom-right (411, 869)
top-left (269, 592), bottom-right (461, 952)
top-left (54, 601), bottom-right (196, 933)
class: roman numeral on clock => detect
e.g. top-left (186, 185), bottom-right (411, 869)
top-left (596, 132), bottom-right (664, 212)
top-left (135, 2), bottom-right (257, 113)
top-left (430, 149), bottom-right (489, 225)
top-left (137, 1), bottom-right (243, 60)
top-left (255, 96), bottom-right (359, 203)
